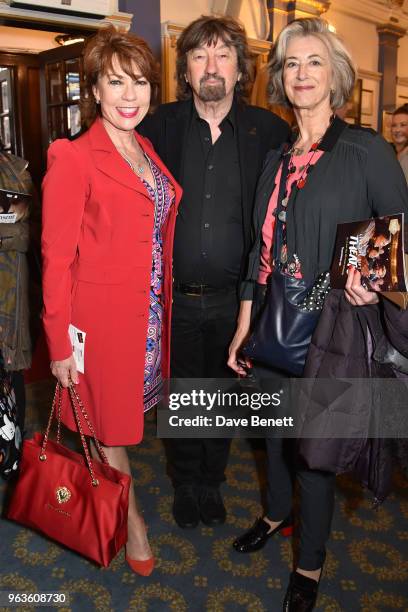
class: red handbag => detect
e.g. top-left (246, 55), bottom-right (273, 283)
top-left (7, 384), bottom-right (131, 567)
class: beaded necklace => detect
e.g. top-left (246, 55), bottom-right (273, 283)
top-left (277, 148), bottom-right (317, 225)
top-left (277, 140), bottom-right (323, 275)
top-left (275, 116), bottom-right (335, 275)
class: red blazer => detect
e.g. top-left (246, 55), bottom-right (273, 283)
top-left (42, 118), bottom-right (182, 445)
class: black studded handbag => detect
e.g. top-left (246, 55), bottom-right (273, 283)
top-left (243, 269), bottom-right (330, 376)
top-left (242, 153), bottom-right (330, 376)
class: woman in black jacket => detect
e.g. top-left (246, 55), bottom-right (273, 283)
top-left (227, 17), bottom-right (408, 612)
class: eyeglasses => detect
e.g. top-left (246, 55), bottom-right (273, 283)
top-left (0, 190), bottom-right (29, 213)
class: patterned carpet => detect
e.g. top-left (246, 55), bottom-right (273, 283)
top-left (1, 380), bottom-right (408, 612)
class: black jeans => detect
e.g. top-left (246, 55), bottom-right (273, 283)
top-left (253, 283), bottom-right (336, 571)
top-left (166, 288), bottom-right (239, 488)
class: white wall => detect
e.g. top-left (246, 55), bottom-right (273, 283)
top-left (160, 0), bottom-right (212, 24)
top-left (235, 0), bottom-right (269, 40)
top-left (324, 8), bottom-right (379, 73)
top-left (160, 0), bottom-right (269, 39)
top-left (397, 34), bottom-right (408, 107)
top-left (398, 34), bottom-right (408, 78)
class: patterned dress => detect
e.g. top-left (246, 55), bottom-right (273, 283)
top-left (141, 156), bottom-right (175, 411)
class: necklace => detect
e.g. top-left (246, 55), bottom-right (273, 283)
top-left (121, 151), bottom-right (147, 176)
top-left (277, 139), bottom-right (322, 223)
top-left (288, 114), bottom-right (334, 186)
top-left (289, 141), bottom-right (321, 190)
top-left (277, 117), bottom-right (334, 274)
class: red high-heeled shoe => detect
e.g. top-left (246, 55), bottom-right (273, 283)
top-left (125, 552), bottom-right (155, 576)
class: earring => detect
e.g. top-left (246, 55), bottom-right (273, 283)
top-left (95, 99), bottom-right (100, 105)
top-left (184, 75), bottom-right (188, 83)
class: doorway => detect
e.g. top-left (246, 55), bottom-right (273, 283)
top-left (38, 41), bottom-right (85, 153)
top-left (0, 34), bottom-right (88, 189)
top-left (0, 67), bottom-right (15, 153)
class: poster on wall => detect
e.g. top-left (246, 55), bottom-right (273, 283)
top-left (345, 78), bottom-right (362, 125)
top-left (382, 110), bottom-right (393, 143)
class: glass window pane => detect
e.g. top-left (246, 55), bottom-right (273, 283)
top-left (1, 80), bottom-right (9, 113)
top-left (48, 106), bottom-right (65, 143)
top-left (65, 58), bottom-right (81, 101)
top-left (67, 104), bottom-right (81, 137)
top-left (1, 116), bottom-right (11, 148)
top-left (47, 62), bottom-right (64, 104)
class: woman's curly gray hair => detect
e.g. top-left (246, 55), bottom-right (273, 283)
top-left (268, 18), bottom-right (356, 110)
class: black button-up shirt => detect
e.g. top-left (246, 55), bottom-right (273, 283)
top-left (173, 103), bottom-right (243, 288)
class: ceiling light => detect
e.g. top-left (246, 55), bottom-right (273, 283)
top-left (55, 34), bottom-right (85, 46)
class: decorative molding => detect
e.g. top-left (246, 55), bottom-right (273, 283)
top-left (385, 0), bottom-right (405, 8)
top-left (0, 46), bottom-right (38, 53)
top-left (330, 0), bottom-right (408, 30)
top-left (161, 22), bottom-right (184, 38)
top-left (161, 22), bottom-right (272, 56)
top-left (397, 76), bottom-right (408, 86)
top-left (269, 0), bottom-right (330, 18)
top-left (0, 0), bottom-right (132, 30)
top-left (247, 37), bottom-right (272, 59)
top-left (377, 22), bottom-right (406, 42)
top-left (103, 12), bottom-right (132, 31)
top-left (358, 68), bottom-right (383, 82)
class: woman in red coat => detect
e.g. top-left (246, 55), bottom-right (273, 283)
top-left (41, 26), bottom-right (181, 575)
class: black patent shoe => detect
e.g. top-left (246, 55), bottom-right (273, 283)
top-left (173, 485), bottom-right (200, 528)
top-left (232, 515), bottom-right (293, 553)
top-left (282, 571), bottom-right (319, 612)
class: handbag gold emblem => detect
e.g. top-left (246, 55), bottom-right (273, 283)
top-left (56, 486), bottom-right (71, 504)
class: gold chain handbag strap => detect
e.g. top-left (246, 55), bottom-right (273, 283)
top-left (68, 384), bottom-right (109, 465)
top-left (68, 384), bottom-right (107, 486)
top-left (56, 383), bottom-right (62, 443)
top-left (39, 383), bottom-right (109, 487)
top-left (39, 384), bottom-right (61, 459)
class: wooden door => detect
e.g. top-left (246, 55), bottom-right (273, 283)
top-left (0, 53), bottom-right (41, 188)
top-left (38, 41), bottom-right (85, 152)
top-left (0, 67), bottom-right (16, 153)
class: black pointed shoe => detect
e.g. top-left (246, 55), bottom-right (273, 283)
top-left (173, 485), bottom-right (200, 528)
top-left (232, 515), bottom-right (293, 553)
top-left (282, 571), bottom-right (319, 612)
top-left (199, 485), bottom-right (226, 526)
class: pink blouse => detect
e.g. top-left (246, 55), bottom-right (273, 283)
top-left (258, 150), bottom-right (323, 284)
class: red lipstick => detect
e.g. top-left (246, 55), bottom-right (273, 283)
top-left (117, 108), bottom-right (139, 118)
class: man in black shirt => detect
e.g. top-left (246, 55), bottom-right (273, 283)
top-left (140, 15), bottom-right (289, 529)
